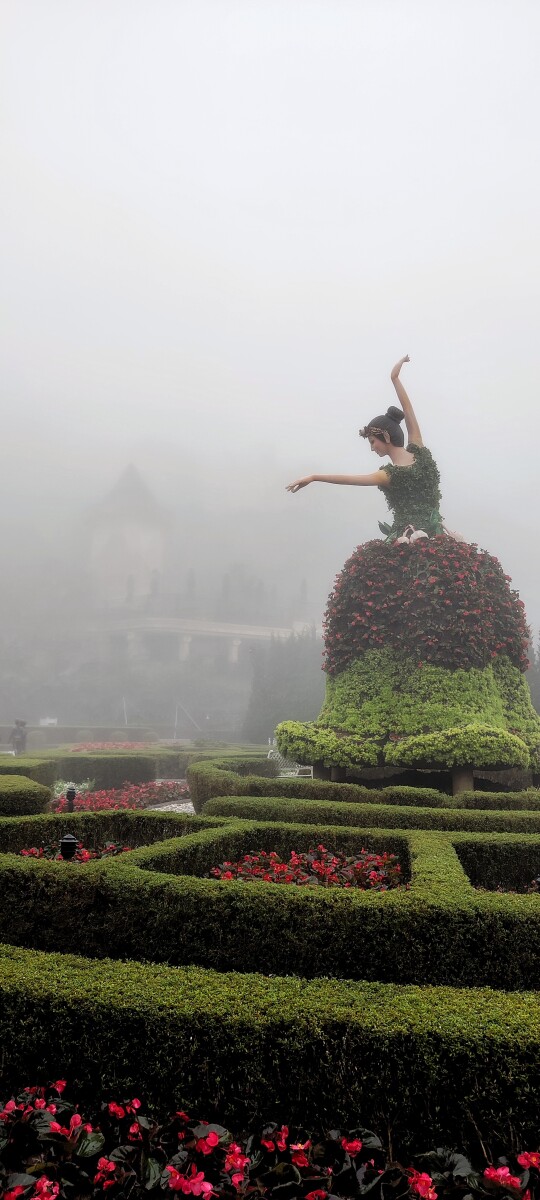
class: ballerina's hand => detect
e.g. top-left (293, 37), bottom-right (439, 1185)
top-left (286, 476), bottom-right (313, 493)
top-left (391, 354), bottom-right (410, 378)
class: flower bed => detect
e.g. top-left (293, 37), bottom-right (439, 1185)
top-left (210, 845), bottom-right (404, 889)
top-left (69, 742), bottom-right (153, 751)
top-left (20, 842), bottom-right (131, 863)
top-left (51, 782), bottom-right (190, 813)
top-left (1, 1080), bottom-right (539, 1200)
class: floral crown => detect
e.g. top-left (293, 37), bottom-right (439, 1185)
top-left (359, 425), bottom-right (390, 442)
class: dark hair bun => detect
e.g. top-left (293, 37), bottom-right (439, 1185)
top-left (386, 406), bottom-right (404, 423)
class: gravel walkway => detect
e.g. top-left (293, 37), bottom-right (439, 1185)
top-left (147, 800), bottom-right (195, 814)
top-left (147, 780), bottom-right (195, 814)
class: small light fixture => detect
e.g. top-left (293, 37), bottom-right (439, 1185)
top-left (65, 785), bottom-right (76, 813)
top-left (60, 833), bottom-right (78, 861)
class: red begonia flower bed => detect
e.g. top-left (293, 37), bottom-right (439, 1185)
top-left (0, 1082), bottom-right (537, 1200)
top-left (210, 845), bottom-right (405, 890)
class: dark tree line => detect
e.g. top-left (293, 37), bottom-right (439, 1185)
top-left (242, 629), bottom-right (325, 744)
top-left (528, 634), bottom-right (540, 714)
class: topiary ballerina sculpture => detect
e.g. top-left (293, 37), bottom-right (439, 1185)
top-left (279, 357), bottom-right (540, 794)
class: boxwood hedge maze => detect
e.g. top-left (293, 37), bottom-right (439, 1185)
top-left (3, 750), bottom-right (540, 1152)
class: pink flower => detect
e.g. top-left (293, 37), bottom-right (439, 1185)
top-left (484, 1167), bottom-right (522, 1190)
top-left (291, 1139), bottom-right (311, 1167)
top-left (225, 1143), bottom-right (250, 1173)
top-left (35, 1179), bottom-right (60, 1200)
top-left (408, 1169), bottom-right (437, 1200)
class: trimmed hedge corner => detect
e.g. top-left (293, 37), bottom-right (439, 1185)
top-left (0, 775), bottom-right (51, 816)
top-left (0, 756), bottom-right (56, 787)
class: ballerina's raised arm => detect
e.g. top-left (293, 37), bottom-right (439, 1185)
top-left (286, 356), bottom-right (417, 493)
top-left (390, 355), bottom-right (423, 447)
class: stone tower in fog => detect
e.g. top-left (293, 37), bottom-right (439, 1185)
top-left (88, 465), bottom-right (170, 610)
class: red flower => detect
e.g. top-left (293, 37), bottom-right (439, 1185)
top-left (341, 1137), bottom-right (363, 1154)
top-left (225, 1143), bottom-right (250, 1173)
top-left (95, 1157), bottom-right (117, 1184)
top-left (108, 1101), bottom-right (125, 1119)
top-left (291, 1139), bottom-right (311, 1167)
top-left (196, 1130), bottom-right (220, 1154)
top-left (518, 1153), bottom-right (540, 1169)
top-left (484, 1166), bottom-right (522, 1190)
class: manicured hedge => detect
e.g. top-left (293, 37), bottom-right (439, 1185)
top-left (454, 836), bottom-right (540, 892)
top-left (187, 759), bottom-right (445, 813)
top-left (0, 809), bottom-right (215, 854)
top-left (202, 794), bottom-right (540, 834)
top-left (54, 751), bottom-right (160, 788)
top-left (2, 942), bottom-right (540, 1151)
top-left (188, 758), bottom-right (540, 813)
top-left (2, 815), bottom-right (540, 989)
top-left (50, 748), bottom-right (274, 789)
top-left (0, 756), bottom-right (56, 787)
top-left (0, 775), bottom-right (51, 816)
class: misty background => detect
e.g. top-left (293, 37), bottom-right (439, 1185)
top-left (1, 0), bottom-right (539, 738)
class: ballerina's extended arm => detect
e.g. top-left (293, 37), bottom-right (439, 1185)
top-left (390, 356), bottom-right (423, 447)
top-left (286, 470), bottom-right (389, 492)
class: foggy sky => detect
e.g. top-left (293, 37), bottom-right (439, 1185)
top-left (1, 0), bottom-right (540, 630)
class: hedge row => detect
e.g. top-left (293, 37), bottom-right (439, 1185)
top-left (187, 757), bottom-right (540, 813)
top-left (202, 794), bottom-right (540, 834)
top-left (2, 942), bottom-right (540, 1151)
top-left (187, 760), bottom-right (446, 813)
top-left (0, 748), bottom-right (274, 791)
top-left (2, 814), bottom-right (540, 989)
top-left (0, 775), bottom-right (51, 816)
top-left (0, 809), bottom-right (210, 853)
top-left (0, 756), bottom-right (56, 787)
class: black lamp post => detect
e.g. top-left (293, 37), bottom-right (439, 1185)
top-left (60, 833), bottom-right (78, 861)
top-left (65, 786), bottom-right (76, 813)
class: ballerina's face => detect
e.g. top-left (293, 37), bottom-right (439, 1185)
top-left (368, 434), bottom-right (389, 457)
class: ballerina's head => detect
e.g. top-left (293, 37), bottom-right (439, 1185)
top-left (359, 406), bottom-right (405, 456)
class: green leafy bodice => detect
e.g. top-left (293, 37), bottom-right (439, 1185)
top-left (377, 443), bottom-right (443, 537)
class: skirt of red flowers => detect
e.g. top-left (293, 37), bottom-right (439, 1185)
top-left (323, 535), bottom-right (529, 677)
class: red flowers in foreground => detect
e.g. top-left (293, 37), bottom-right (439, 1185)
top-left (51, 781), bottom-right (190, 813)
top-left (210, 845), bottom-right (404, 890)
top-left (1, 1081), bottom-right (540, 1200)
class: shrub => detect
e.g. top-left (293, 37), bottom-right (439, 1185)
top-left (0, 757), bottom-right (56, 787)
top-left (384, 726), bottom-right (530, 769)
top-left (202, 795), bottom-right (540, 834)
top-left (55, 753), bottom-right (158, 789)
top-left (3, 815), bottom-right (540, 989)
top-left (0, 776), bottom-right (51, 816)
top-left (2, 944), bottom-right (540, 1150)
top-left (276, 721), bottom-right (380, 768)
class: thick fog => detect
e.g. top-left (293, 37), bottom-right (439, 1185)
top-left (1, 0), bottom-right (539, 730)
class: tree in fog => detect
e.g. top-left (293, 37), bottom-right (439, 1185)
top-left (242, 629), bottom-right (325, 743)
top-left (528, 634), bottom-right (540, 713)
